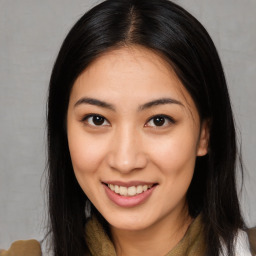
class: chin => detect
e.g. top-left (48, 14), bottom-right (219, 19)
top-left (103, 211), bottom-right (157, 231)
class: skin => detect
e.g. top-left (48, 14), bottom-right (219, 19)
top-left (67, 46), bottom-right (209, 256)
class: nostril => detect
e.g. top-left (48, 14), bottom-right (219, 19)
top-left (106, 151), bottom-right (148, 173)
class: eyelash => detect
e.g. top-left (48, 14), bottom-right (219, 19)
top-left (145, 114), bottom-right (176, 128)
top-left (81, 114), bottom-right (110, 127)
top-left (81, 114), bottom-right (176, 128)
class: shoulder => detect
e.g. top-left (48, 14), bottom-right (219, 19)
top-left (234, 229), bottom-right (253, 255)
top-left (230, 229), bottom-right (256, 256)
top-left (0, 239), bottom-right (41, 256)
top-left (220, 229), bottom-right (254, 256)
top-left (247, 227), bottom-right (256, 255)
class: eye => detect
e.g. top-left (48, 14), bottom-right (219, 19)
top-left (82, 114), bottom-right (110, 127)
top-left (145, 115), bottom-right (175, 128)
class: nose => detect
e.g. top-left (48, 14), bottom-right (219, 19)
top-left (106, 126), bottom-right (148, 173)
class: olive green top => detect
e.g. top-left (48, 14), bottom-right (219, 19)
top-left (0, 239), bottom-right (41, 256)
top-left (1, 216), bottom-right (255, 256)
top-left (85, 214), bottom-right (205, 256)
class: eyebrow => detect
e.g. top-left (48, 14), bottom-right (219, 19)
top-left (138, 98), bottom-right (184, 111)
top-left (74, 97), bottom-right (184, 111)
top-left (74, 97), bottom-right (115, 111)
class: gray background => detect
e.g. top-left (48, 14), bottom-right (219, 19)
top-left (0, 0), bottom-right (255, 249)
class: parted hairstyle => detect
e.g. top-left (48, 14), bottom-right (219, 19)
top-left (47, 0), bottom-right (245, 255)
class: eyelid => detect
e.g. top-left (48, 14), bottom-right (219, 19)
top-left (145, 114), bottom-right (176, 128)
top-left (81, 113), bottom-right (110, 127)
top-left (80, 113), bottom-right (175, 128)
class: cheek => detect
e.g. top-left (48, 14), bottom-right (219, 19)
top-left (149, 127), bottom-right (198, 176)
top-left (67, 126), bottom-right (106, 176)
top-left (67, 127), bottom-right (109, 202)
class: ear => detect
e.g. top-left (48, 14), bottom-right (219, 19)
top-left (196, 119), bottom-right (210, 157)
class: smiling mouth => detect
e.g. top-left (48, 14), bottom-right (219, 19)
top-left (104, 183), bottom-right (156, 197)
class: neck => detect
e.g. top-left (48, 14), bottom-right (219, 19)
top-left (110, 206), bottom-right (192, 256)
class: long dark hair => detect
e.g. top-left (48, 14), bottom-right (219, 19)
top-left (47, 0), bottom-right (245, 255)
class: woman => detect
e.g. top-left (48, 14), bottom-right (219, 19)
top-left (1, 0), bottom-right (255, 255)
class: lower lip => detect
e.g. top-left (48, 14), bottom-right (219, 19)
top-left (103, 184), bottom-right (157, 208)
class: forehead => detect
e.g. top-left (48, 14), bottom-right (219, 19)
top-left (70, 46), bottom-right (197, 115)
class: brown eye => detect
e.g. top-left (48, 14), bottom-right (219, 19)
top-left (92, 115), bottom-right (105, 125)
top-left (146, 115), bottom-right (175, 128)
top-left (83, 114), bottom-right (110, 126)
top-left (152, 116), bottom-right (165, 126)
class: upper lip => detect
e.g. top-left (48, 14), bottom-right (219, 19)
top-left (102, 181), bottom-right (157, 187)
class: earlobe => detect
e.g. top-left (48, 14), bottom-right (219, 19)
top-left (197, 119), bottom-right (210, 156)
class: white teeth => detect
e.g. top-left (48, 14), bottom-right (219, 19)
top-left (114, 185), bottom-right (119, 194)
top-left (119, 186), bottom-right (127, 196)
top-left (143, 185), bottom-right (148, 192)
top-left (127, 186), bottom-right (136, 196)
top-left (107, 184), bottom-right (153, 196)
top-left (136, 185), bottom-right (143, 194)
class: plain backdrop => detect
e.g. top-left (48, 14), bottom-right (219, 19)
top-left (0, 0), bottom-right (255, 249)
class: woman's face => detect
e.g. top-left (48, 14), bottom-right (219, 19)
top-left (67, 46), bottom-right (209, 231)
